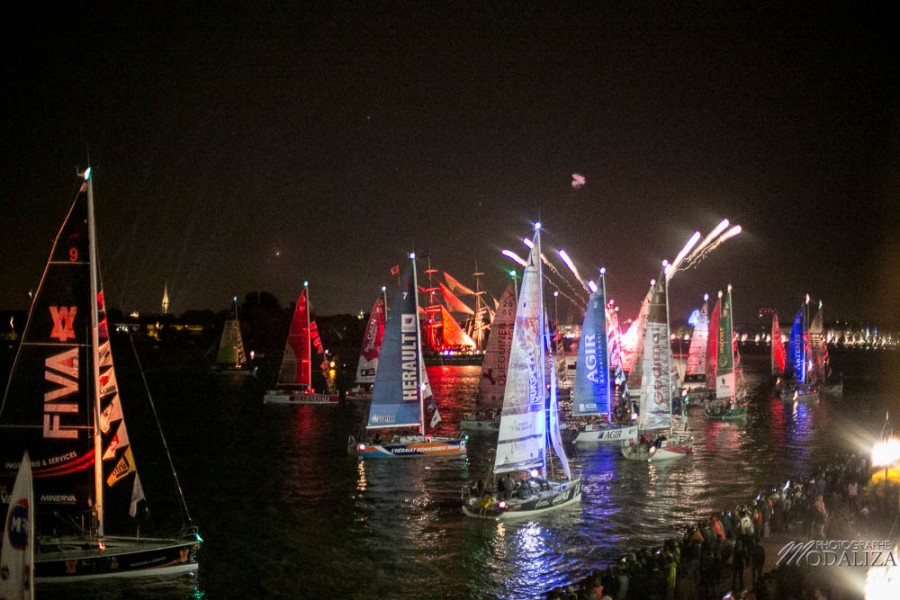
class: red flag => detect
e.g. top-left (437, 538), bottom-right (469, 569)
top-left (310, 321), bottom-right (325, 354)
top-left (390, 264), bottom-right (400, 276)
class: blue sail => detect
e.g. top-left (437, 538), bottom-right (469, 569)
top-left (572, 284), bottom-right (611, 417)
top-left (367, 259), bottom-right (423, 429)
top-left (787, 308), bottom-right (805, 382)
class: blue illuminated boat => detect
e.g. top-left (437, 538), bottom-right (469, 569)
top-left (348, 254), bottom-right (466, 458)
top-left (780, 297), bottom-right (819, 403)
top-left (462, 224), bottom-right (581, 519)
top-left (570, 269), bottom-right (637, 444)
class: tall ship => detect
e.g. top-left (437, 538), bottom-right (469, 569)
top-left (420, 259), bottom-right (489, 365)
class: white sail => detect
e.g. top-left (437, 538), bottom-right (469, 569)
top-left (685, 296), bottom-right (709, 379)
top-left (0, 451), bottom-right (34, 600)
top-left (353, 295), bottom-right (385, 386)
top-left (548, 336), bottom-right (571, 479)
top-left (636, 275), bottom-right (672, 432)
top-left (494, 237), bottom-right (547, 474)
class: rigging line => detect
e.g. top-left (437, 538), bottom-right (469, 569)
top-left (128, 333), bottom-right (195, 529)
top-left (541, 277), bottom-right (582, 311)
top-left (540, 254), bottom-right (586, 301)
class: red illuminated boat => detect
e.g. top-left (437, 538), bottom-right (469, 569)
top-left (264, 283), bottom-right (339, 405)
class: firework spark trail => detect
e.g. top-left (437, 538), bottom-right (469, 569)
top-left (671, 222), bottom-right (742, 278)
top-left (558, 248), bottom-right (590, 293)
top-left (501, 247), bottom-right (585, 309)
top-left (540, 253), bottom-right (585, 301)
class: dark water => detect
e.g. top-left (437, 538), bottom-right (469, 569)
top-left (34, 347), bottom-right (900, 599)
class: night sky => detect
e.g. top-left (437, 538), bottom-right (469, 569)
top-left (2, 2), bottom-right (897, 328)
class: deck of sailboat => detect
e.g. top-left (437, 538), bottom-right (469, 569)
top-left (461, 477), bottom-right (582, 520)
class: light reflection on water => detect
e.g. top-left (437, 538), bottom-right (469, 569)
top-left (36, 350), bottom-right (900, 599)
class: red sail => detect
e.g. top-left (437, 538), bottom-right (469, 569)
top-left (771, 313), bottom-right (786, 375)
top-left (276, 288), bottom-right (311, 388)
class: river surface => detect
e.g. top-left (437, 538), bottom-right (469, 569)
top-left (28, 346), bottom-right (900, 599)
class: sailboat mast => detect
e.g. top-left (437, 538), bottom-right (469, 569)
top-left (803, 295), bottom-right (810, 384)
top-left (534, 223), bottom-right (548, 475)
top-left (600, 268), bottom-right (612, 415)
top-left (663, 263), bottom-right (675, 427)
top-left (84, 168), bottom-right (105, 540)
top-left (305, 281), bottom-right (312, 388)
top-left (473, 262), bottom-right (486, 349)
top-left (411, 253), bottom-right (426, 435)
top-left (232, 296), bottom-right (240, 368)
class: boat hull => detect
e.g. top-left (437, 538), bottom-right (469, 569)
top-left (423, 351), bottom-right (485, 366)
top-left (264, 391), bottom-right (339, 405)
top-left (705, 403), bottom-right (748, 421)
top-left (35, 534), bottom-right (201, 582)
top-left (344, 391), bottom-right (372, 401)
top-left (819, 382), bottom-right (843, 395)
top-left (349, 436), bottom-right (467, 458)
top-left (573, 424), bottom-right (637, 444)
top-left (211, 366), bottom-right (257, 377)
top-left (462, 478), bottom-right (582, 520)
top-left (705, 409), bottom-right (747, 421)
top-left (780, 383), bottom-right (819, 403)
top-left (459, 415), bottom-right (500, 434)
top-left (621, 436), bottom-right (693, 462)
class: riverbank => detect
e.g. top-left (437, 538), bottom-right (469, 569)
top-left (548, 453), bottom-right (900, 599)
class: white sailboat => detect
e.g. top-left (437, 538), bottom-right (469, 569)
top-left (212, 296), bottom-right (256, 376)
top-left (348, 254), bottom-right (467, 458)
top-left (264, 283), bottom-right (339, 404)
top-left (621, 272), bottom-right (693, 462)
top-left (460, 283), bottom-right (516, 434)
top-left (0, 451), bottom-right (34, 600)
top-left (346, 290), bottom-right (387, 401)
top-left (462, 224), bottom-right (581, 519)
top-left (681, 295), bottom-right (714, 401)
top-left (0, 169), bottom-right (201, 582)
